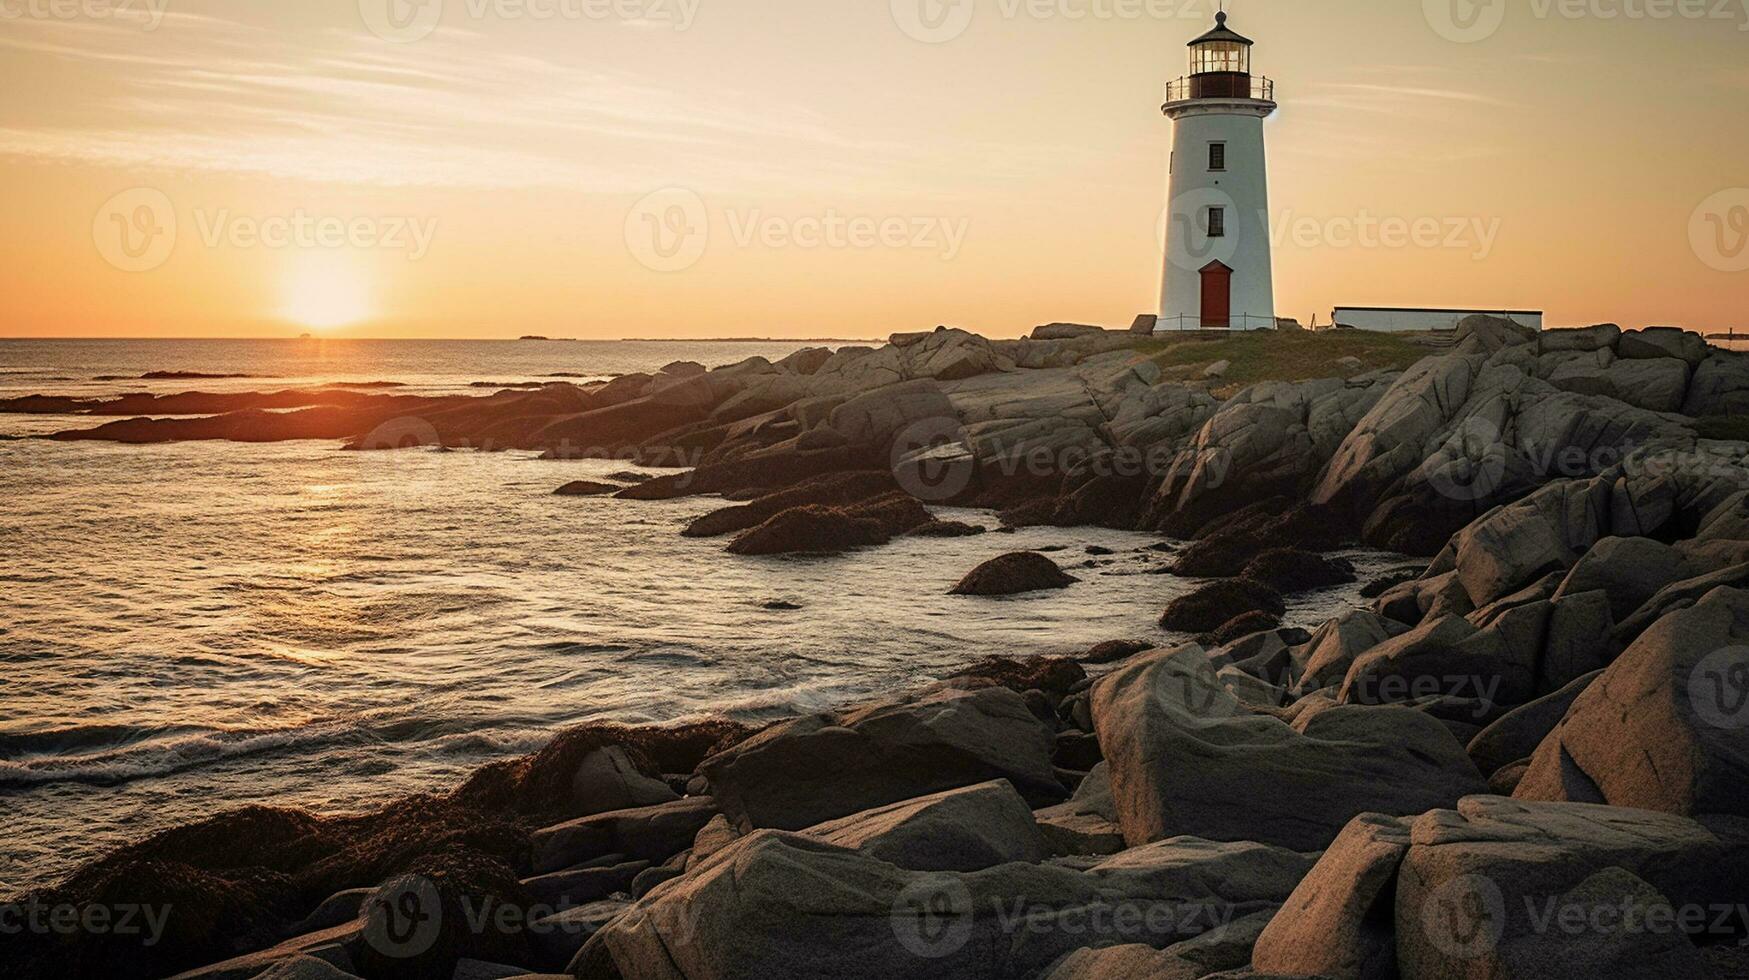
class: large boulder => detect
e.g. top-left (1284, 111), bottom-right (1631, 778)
top-left (1499, 868), bottom-right (1715, 978)
top-left (1537, 348), bottom-right (1696, 413)
top-left (1393, 796), bottom-right (1749, 980)
top-left (1252, 813), bottom-right (1414, 980)
top-left (1240, 548), bottom-right (1356, 594)
top-left (1339, 613), bottom-right (1533, 710)
top-left (1311, 354), bottom-right (1482, 518)
top-left (530, 797), bottom-right (721, 874)
top-left (726, 493), bottom-right (932, 555)
top-left (1292, 608), bottom-right (1409, 697)
top-left (1090, 647), bottom-right (1485, 850)
top-left (1031, 322), bottom-right (1106, 341)
top-left (1450, 487), bottom-right (1595, 609)
top-left (1542, 352), bottom-right (1692, 413)
top-left (683, 471), bottom-right (899, 538)
top-left (949, 552), bottom-right (1078, 596)
top-left (825, 379), bottom-right (955, 447)
top-left (801, 780), bottom-right (1047, 872)
top-left (1266, 796), bottom-right (1749, 980)
top-left (700, 685), bottom-right (1064, 832)
top-left (776, 347), bottom-right (833, 376)
top-left (563, 745), bottom-right (679, 817)
top-left (1553, 535), bottom-right (1690, 621)
top-left (1683, 352), bottom-right (1749, 416)
top-left (575, 830), bottom-right (1312, 980)
top-left (1618, 326), bottom-right (1709, 366)
top-left (1454, 314), bottom-right (1537, 355)
top-left (1514, 586), bottom-right (1749, 817)
top-left (1159, 580), bottom-right (1286, 634)
top-left (906, 327), bottom-right (1013, 381)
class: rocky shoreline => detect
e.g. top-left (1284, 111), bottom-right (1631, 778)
top-left (6, 318), bottom-right (1749, 979)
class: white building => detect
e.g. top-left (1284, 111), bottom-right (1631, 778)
top-left (1331, 307), bottom-right (1544, 333)
top-left (1158, 12), bottom-right (1277, 332)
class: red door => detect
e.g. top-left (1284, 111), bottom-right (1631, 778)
top-left (1200, 261), bottom-right (1232, 329)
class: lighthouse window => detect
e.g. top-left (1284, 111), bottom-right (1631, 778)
top-left (1209, 143), bottom-right (1226, 171)
top-left (1207, 207), bottom-right (1226, 238)
top-left (1191, 41), bottom-right (1247, 76)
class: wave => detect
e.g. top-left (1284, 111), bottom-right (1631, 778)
top-left (0, 723), bottom-right (165, 759)
top-left (0, 703), bottom-right (594, 789)
top-left (0, 723), bottom-right (355, 789)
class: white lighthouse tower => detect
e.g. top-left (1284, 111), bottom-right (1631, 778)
top-left (1158, 11), bottom-right (1277, 332)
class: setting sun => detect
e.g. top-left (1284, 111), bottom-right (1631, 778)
top-left (279, 256), bottom-right (372, 330)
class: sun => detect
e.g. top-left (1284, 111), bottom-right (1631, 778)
top-left (279, 255), bottom-right (373, 330)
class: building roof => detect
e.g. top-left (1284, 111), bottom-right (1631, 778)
top-left (1189, 11), bottom-right (1253, 46)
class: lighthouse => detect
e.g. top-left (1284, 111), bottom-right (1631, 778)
top-left (1159, 11), bottom-right (1277, 331)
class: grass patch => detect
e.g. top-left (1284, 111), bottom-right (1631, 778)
top-left (1137, 329), bottom-right (1429, 394)
top-left (1696, 416), bottom-right (1749, 441)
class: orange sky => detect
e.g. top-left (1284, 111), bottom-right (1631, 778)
top-left (2, 0), bottom-right (1746, 339)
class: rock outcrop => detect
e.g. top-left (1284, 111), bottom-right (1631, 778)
top-left (1514, 585), bottom-right (1749, 817)
top-left (1091, 647), bottom-right (1485, 850)
top-left (1259, 797), bottom-right (1749, 980)
top-left (1159, 580), bottom-right (1286, 634)
top-left (700, 685), bottom-right (1064, 832)
top-left (949, 552), bottom-right (1078, 596)
top-left (725, 492), bottom-right (933, 555)
top-left (574, 829), bottom-right (1312, 980)
top-left (800, 779), bottom-right (1048, 872)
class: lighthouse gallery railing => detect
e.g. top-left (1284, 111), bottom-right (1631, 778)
top-left (1163, 75), bottom-right (1275, 103)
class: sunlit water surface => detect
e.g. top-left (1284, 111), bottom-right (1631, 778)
top-left (0, 339), bottom-right (1405, 890)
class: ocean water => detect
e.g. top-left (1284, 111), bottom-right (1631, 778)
top-left (0, 339), bottom-right (1401, 893)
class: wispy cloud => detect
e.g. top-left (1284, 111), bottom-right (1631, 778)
top-left (1300, 81), bottom-right (1518, 112)
top-left (0, 14), bottom-right (963, 194)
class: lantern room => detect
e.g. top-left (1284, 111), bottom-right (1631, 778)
top-left (1182, 12), bottom-right (1263, 101)
top-left (1190, 12), bottom-right (1251, 75)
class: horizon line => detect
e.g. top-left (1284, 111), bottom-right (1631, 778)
top-left (0, 335), bottom-right (891, 344)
